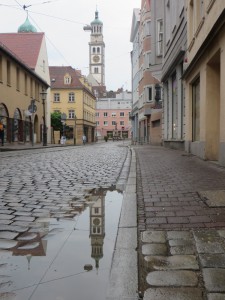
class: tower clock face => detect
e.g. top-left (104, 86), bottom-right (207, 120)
top-left (93, 55), bottom-right (100, 63)
top-left (93, 218), bottom-right (100, 225)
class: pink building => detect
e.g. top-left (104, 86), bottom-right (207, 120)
top-left (96, 90), bottom-right (132, 140)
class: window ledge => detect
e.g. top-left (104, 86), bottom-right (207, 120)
top-left (195, 17), bottom-right (205, 38)
top-left (207, 0), bottom-right (216, 13)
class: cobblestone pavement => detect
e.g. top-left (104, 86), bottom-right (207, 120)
top-left (0, 143), bottom-right (129, 230)
top-left (134, 145), bottom-right (225, 300)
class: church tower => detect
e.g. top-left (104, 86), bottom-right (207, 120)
top-left (84, 9), bottom-right (106, 97)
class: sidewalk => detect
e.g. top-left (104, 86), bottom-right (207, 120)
top-left (134, 145), bottom-right (225, 300)
top-left (0, 143), bottom-right (75, 152)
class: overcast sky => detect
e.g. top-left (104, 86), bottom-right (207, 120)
top-left (0, 0), bottom-right (140, 91)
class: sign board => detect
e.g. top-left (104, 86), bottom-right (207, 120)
top-left (28, 100), bottom-right (37, 113)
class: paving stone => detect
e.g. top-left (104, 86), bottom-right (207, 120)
top-left (199, 254), bottom-right (225, 268)
top-left (146, 270), bottom-right (198, 287)
top-left (218, 230), bottom-right (225, 239)
top-left (168, 239), bottom-right (194, 247)
top-left (167, 230), bottom-right (193, 240)
top-left (0, 231), bottom-right (19, 239)
top-left (0, 214), bottom-right (14, 220)
top-left (144, 255), bottom-right (199, 270)
top-left (13, 216), bottom-right (35, 222)
top-left (141, 230), bottom-right (166, 243)
top-left (170, 245), bottom-right (196, 255)
top-left (203, 268), bottom-right (225, 292)
top-left (144, 287), bottom-right (203, 300)
top-left (142, 244), bottom-right (167, 256)
top-left (198, 190), bottom-right (225, 207)
top-left (207, 294), bottom-right (225, 300)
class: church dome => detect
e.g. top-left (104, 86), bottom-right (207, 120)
top-left (18, 16), bottom-right (37, 33)
top-left (91, 10), bottom-right (103, 25)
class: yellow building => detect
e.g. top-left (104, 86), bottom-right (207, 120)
top-left (0, 41), bottom-right (49, 145)
top-left (0, 16), bottom-right (51, 145)
top-left (49, 66), bottom-right (96, 145)
top-left (184, 0), bottom-right (225, 166)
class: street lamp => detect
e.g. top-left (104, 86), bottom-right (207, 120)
top-left (40, 89), bottom-right (47, 146)
top-left (61, 113), bottom-right (67, 144)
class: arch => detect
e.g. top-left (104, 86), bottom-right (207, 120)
top-left (0, 103), bottom-right (9, 119)
top-left (12, 108), bottom-right (23, 142)
top-left (0, 103), bottom-right (9, 144)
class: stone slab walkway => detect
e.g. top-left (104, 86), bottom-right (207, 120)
top-left (134, 145), bottom-right (225, 300)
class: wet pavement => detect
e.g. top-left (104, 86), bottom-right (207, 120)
top-left (2, 141), bottom-right (225, 299)
top-left (134, 145), bottom-right (225, 300)
top-left (0, 141), bottom-right (134, 300)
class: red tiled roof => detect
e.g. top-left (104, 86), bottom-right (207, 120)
top-left (0, 33), bottom-right (44, 69)
top-left (49, 66), bottom-right (84, 89)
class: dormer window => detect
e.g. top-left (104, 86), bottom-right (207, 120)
top-left (64, 73), bottom-right (71, 84)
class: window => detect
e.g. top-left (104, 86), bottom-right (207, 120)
top-left (64, 74), bottom-right (71, 84)
top-left (68, 110), bottom-right (75, 119)
top-left (96, 112), bottom-right (99, 117)
top-left (103, 112), bottom-right (108, 117)
top-left (144, 20), bottom-right (151, 36)
top-left (7, 60), bottom-right (11, 85)
top-left (30, 78), bottom-right (33, 98)
top-left (97, 47), bottom-right (100, 53)
top-left (54, 93), bottom-right (60, 102)
top-left (93, 47), bottom-right (96, 53)
top-left (96, 121), bottom-right (99, 126)
top-left (68, 92), bottom-right (75, 102)
top-left (103, 121), bottom-right (108, 126)
top-left (120, 121), bottom-right (124, 126)
top-left (192, 78), bottom-right (200, 141)
top-left (0, 56), bottom-right (2, 82)
top-left (120, 112), bottom-right (124, 117)
top-left (24, 74), bottom-right (28, 95)
top-left (16, 67), bottom-right (20, 91)
top-left (111, 112), bottom-right (116, 117)
top-left (94, 67), bottom-right (99, 73)
top-left (112, 121), bottom-right (116, 126)
top-left (94, 208), bottom-right (99, 214)
top-left (157, 19), bottom-right (163, 56)
top-left (146, 86), bottom-right (153, 101)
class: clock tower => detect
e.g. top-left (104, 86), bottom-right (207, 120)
top-left (84, 9), bottom-right (106, 97)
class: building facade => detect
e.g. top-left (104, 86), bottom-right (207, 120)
top-left (0, 42), bottom-right (49, 144)
top-left (0, 16), bottom-right (51, 144)
top-left (161, 0), bottom-right (187, 150)
top-left (183, 0), bottom-right (225, 166)
top-left (130, 8), bottom-right (140, 143)
top-left (130, 0), bottom-right (162, 145)
top-left (96, 90), bottom-right (132, 140)
top-left (49, 66), bottom-right (96, 145)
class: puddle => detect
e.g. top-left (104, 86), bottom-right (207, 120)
top-left (0, 190), bottom-right (123, 300)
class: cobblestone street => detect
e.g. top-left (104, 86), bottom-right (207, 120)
top-left (0, 143), bottom-right (128, 225)
top-left (0, 142), bottom-right (131, 300)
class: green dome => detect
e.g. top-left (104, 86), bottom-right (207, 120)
top-left (91, 10), bottom-right (103, 25)
top-left (18, 16), bottom-right (37, 33)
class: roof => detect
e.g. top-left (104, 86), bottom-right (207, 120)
top-left (0, 42), bottom-right (49, 87)
top-left (0, 33), bottom-right (44, 69)
top-left (49, 66), bottom-right (94, 95)
top-left (18, 16), bottom-right (37, 33)
top-left (91, 10), bottom-right (103, 25)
